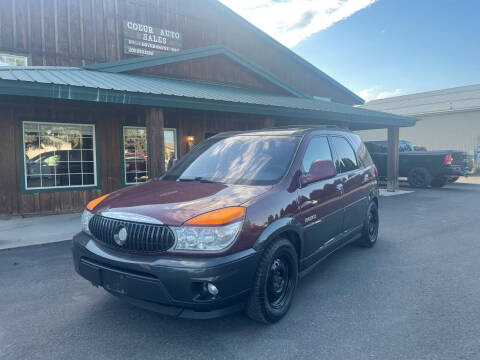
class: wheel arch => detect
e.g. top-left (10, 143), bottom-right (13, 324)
top-left (253, 218), bottom-right (304, 260)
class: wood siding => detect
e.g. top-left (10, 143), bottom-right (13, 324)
top-left (0, 97), bottom-right (268, 216)
top-left (0, 0), bottom-right (357, 104)
top-left (130, 55), bottom-right (290, 95)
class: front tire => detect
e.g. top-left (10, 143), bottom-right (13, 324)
top-left (246, 238), bottom-right (298, 324)
top-left (356, 201), bottom-right (379, 248)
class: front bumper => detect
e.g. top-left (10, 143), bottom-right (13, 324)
top-left (72, 232), bottom-right (260, 319)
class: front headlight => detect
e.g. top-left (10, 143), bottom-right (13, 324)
top-left (172, 207), bottom-right (245, 252)
top-left (173, 221), bottom-right (243, 251)
top-left (81, 210), bottom-right (94, 236)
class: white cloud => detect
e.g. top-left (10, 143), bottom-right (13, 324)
top-left (357, 87), bottom-right (405, 102)
top-left (218, 0), bottom-right (378, 48)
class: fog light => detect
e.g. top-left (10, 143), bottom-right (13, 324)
top-left (207, 283), bottom-right (218, 296)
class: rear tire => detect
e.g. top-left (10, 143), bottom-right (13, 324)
top-left (431, 176), bottom-right (447, 188)
top-left (408, 167), bottom-right (432, 188)
top-left (356, 201), bottom-right (379, 248)
top-left (246, 238), bottom-right (298, 324)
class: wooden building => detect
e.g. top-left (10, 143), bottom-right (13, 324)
top-left (0, 0), bottom-right (416, 216)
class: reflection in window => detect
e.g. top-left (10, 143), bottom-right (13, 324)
top-left (164, 135), bottom-right (299, 185)
top-left (164, 129), bottom-right (177, 170)
top-left (123, 126), bottom-right (148, 185)
top-left (330, 137), bottom-right (359, 173)
top-left (302, 137), bottom-right (333, 172)
top-left (0, 54), bottom-right (28, 66)
top-left (23, 121), bottom-right (97, 190)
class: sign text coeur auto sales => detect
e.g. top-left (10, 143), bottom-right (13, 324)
top-left (123, 21), bottom-right (183, 56)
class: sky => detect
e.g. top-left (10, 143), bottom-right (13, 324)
top-left (218, 0), bottom-right (480, 102)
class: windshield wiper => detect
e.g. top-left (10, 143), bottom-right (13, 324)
top-left (178, 177), bottom-right (220, 184)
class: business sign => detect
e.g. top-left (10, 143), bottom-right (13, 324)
top-left (123, 21), bottom-right (183, 56)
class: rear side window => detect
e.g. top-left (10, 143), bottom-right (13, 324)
top-left (302, 136), bottom-right (333, 172)
top-left (330, 137), bottom-right (359, 173)
top-left (356, 142), bottom-right (373, 167)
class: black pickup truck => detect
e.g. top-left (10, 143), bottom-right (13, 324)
top-left (365, 140), bottom-right (473, 188)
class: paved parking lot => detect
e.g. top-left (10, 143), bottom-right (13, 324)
top-left (1, 183), bottom-right (479, 360)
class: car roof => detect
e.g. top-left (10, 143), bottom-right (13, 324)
top-left (213, 125), bottom-right (352, 138)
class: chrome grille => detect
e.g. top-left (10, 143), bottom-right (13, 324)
top-left (89, 214), bottom-right (175, 253)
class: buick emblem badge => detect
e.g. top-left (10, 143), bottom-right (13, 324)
top-left (114, 227), bottom-right (128, 246)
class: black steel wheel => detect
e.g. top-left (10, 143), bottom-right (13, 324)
top-left (246, 238), bottom-right (298, 324)
top-left (356, 201), bottom-right (379, 248)
top-left (408, 167), bottom-right (432, 188)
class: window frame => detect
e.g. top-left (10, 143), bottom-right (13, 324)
top-left (329, 135), bottom-right (361, 174)
top-left (19, 119), bottom-right (100, 193)
top-left (120, 125), bottom-right (178, 186)
top-left (0, 53), bottom-right (30, 66)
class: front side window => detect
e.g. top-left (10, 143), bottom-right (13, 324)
top-left (302, 136), bottom-right (333, 172)
top-left (22, 121), bottom-right (97, 190)
top-left (0, 54), bottom-right (28, 66)
top-left (330, 137), bottom-right (359, 173)
top-left (164, 135), bottom-right (300, 185)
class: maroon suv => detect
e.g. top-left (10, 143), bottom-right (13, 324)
top-left (73, 127), bottom-right (379, 323)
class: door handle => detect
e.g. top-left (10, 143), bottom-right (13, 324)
top-left (336, 183), bottom-right (344, 195)
top-left (364, 174), bottom-right (370, 182)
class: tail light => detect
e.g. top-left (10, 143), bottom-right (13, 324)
top-left (443, 154), bottom-right (453, 165)
top-left (373, 164), bottom-right (378, 178)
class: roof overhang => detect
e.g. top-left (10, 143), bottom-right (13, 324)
top-left (0, 67), bottom-right (417, 130)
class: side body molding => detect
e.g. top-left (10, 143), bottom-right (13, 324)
top-left (253, 217), bottom-right (305, 257)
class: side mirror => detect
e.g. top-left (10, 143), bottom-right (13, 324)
top-left (300, 160), bottom-right (337, 186)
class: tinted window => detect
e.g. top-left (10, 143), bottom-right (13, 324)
top-left (356, 142), bottom-right (373, 167)
top-left (163, 135), bottom-right (300, 185)
top-left (302, 136), bottom-right (333, 172)
top-left (331, 137), bottom-right (359, 173)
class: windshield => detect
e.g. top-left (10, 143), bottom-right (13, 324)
top-left (163, 135), bottom-right (300, 185)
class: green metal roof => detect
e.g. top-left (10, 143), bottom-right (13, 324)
top-left (0, 66), bottom-right (417, 129)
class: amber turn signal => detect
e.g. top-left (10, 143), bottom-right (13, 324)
top-left (185, 207), bottom-right (245, 226)
top-left (86, 193), bottom-right (110, 211)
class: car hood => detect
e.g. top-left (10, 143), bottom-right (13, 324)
top-left (92, 180), bottom-right (271, 226)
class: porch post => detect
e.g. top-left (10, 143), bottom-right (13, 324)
top-left (146, 107), bottom-right (165, 178)
top-left (387, 126), bottom-right (400, 192)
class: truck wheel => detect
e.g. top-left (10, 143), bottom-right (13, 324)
top-left (431, 176), bottom-right (447, 188)
top-left (408, 167), bottom-right (432, 188)
top-left (356, 201), bottom-right (379, 248)
top-left (246, 238), bottom-right (298, 324)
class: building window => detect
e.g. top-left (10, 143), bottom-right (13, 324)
top-left (164, 128), bottom-right (177, 169)
top-left (123, 126), bottom-right (148, 185)
top-left (0, 54), bottom-right (28, 66)
top-left (22, 121), bottom-right (97, 190)
top-left (122, 127), bottom-right (177, 185)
